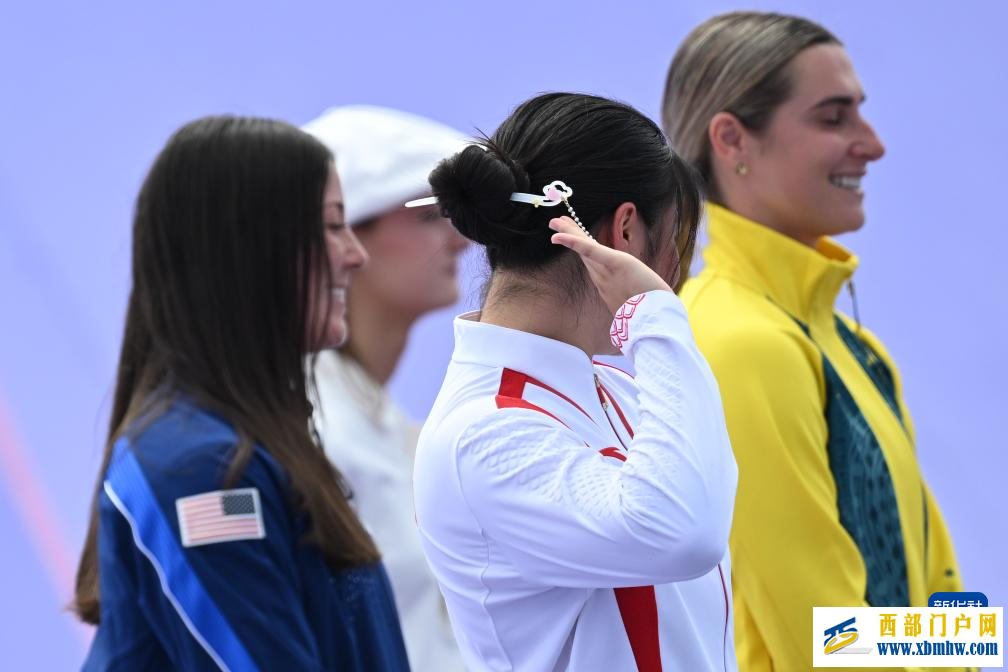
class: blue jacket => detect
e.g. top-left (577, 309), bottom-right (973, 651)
top-left (83, 400), bottom-right (410, 671)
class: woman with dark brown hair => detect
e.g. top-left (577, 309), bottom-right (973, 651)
top-left (74, 116), bottom-right (410, 671)
top-left (303, 105), bottom-right (468, 672)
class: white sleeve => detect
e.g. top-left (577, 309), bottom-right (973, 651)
top-left (453, 290), bottom-right (738, 588)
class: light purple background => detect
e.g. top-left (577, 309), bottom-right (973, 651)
top-left (1, 1), bottom-right (1004, 668)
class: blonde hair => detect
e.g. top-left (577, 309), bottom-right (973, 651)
top-left (661, 11), bottom-right (838, 202)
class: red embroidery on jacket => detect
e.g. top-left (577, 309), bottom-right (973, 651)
top-left (610, 293), bottom-right (646, 350)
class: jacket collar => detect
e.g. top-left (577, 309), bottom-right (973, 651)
top-left (451, 311), bottom-right (603, 423)
top-left (703, 204), bottom-right (859, 325)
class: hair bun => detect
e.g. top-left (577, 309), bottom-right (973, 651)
top-left (428, 143), bottom-right (534, 249)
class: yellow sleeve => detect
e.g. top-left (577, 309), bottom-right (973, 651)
top-left (705, 324), bottom-right (928, 672)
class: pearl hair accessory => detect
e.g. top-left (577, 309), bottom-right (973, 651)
top-left (406, 179), bottom-right (592, 240)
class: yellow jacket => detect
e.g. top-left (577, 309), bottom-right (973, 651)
top-left (681, 205), bottom-right (964, 671)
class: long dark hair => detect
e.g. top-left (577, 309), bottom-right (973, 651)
top-left (429, 92), bottom-right (703, 291)
top-left (74, 116), bottom-right (379, 624)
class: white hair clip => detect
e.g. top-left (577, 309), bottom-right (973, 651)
top-left (405, 179), bottom-right (592, 239)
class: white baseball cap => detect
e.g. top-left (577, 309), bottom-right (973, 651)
top-left (302, 105), bottom-right (469, 226)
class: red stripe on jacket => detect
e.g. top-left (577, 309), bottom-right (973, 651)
top-left (497, 367), bottom-right (663, 670)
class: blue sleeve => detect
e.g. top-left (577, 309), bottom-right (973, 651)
top-left (98, 436), bottom-right (323, 672)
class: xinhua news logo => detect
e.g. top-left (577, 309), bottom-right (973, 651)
top-left (824, 617), bottom-right (872, 656)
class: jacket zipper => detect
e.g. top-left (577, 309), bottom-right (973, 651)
top-left (595, 374), bottom-right (629, 450)
top-left (594, 374), bottom-right (608, 409)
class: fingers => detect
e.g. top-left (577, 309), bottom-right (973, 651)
top-left (547, 216), bottom-right (671, 313)
top-left (548, 216), bottom-right (585, 236)
top-left (550, 232), bottom-right (598, 258)
top-left (551, 232), bottom-right (610, 292)
top-left (549, 217), bottom-right (602, 260)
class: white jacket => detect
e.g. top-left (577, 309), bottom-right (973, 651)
top-left (413, 290), bottom-right (739, 672)
top-left (314, 352), bottom-right (464, 672)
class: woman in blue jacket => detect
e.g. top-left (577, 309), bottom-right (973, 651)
top-left (73, 116), bottom-right (410, 671)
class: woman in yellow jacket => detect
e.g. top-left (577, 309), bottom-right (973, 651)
top-left (662, 11), bottom-right (965, 671)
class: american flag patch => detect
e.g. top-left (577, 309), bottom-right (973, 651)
top-left (176, 488), bottom-right (265, 548)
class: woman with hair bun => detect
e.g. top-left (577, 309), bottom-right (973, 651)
top-left (412, 92), bottom-right (739, 672)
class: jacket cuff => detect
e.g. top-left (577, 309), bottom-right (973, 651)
top-left (609, 290), bottom-right (687, 352)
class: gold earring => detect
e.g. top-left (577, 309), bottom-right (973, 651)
top-left (735, 162), bottom-right (749, 176)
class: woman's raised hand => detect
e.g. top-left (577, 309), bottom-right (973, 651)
top-left (549, 216), bottom-right (672, 314)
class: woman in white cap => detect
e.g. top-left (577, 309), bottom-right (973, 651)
top-left (303, 105), bottom-right (468, 672)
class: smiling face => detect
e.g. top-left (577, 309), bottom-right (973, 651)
top-left (307, 168), bottom-right (368, 351)
top-left (735, 44), bottom-right (886, 245)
